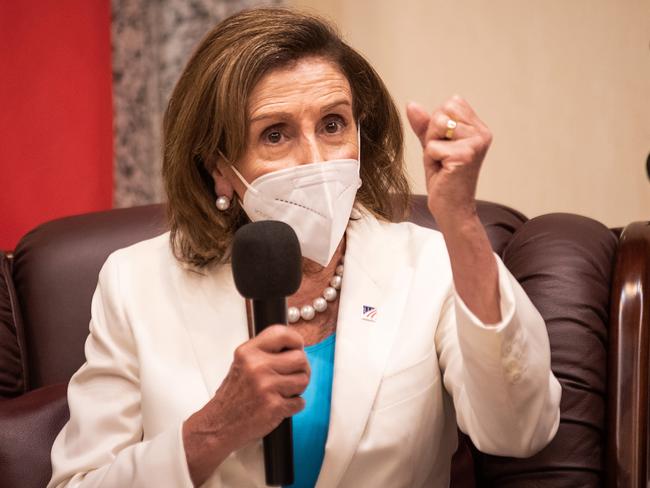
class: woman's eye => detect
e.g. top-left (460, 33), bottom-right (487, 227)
top-left (325, 121), bottom-right (339, 133)
top-left (324, 117), bottom-right (345, 134)
top-left (265, 130), bottom-right (282, 144)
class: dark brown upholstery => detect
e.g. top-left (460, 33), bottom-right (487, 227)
top-left (473, 214), bottom-right (616, 487)
top-left (11, 204), bottom-right (167, 390)
top-left (407, 196), bottom-right (528, 257)
top-left (0, 383), bottom-right (69, 488)
top-left (0, 196), bottom-right (648, 488)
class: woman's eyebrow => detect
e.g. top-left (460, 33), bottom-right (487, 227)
top-left (249, 111), bottom-right (292, 125)
top-left (320, 99), bottom-right (352, 114)
top-left (249, 99), bottom-right (351, 125)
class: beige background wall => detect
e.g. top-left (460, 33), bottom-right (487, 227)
top-left (290, 0), bottom-right (650, 227)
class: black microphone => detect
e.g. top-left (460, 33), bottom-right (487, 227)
top-left (231, 220), bottom-right (302, 486)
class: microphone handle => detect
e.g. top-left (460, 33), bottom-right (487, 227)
top-left (252, 298), bottom-right (294, 486)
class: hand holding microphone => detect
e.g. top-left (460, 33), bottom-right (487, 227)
top-left (182, 221), bottom-right (304, 487)
top-left (183, 326), bottom-right (308, 486)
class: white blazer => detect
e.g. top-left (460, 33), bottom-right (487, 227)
top-left (49, 207), bottom-right (561, 488)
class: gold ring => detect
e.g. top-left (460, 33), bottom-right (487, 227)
top-left (444, 118), bottom-right (457, 140)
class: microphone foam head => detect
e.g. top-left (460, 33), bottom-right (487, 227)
top-left (232, 220), bottom-right (302, 299)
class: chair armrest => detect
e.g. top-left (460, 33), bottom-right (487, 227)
top-left (607, 221), bottom-right (650, 487)
top-left (0, 383), bottom-right (69, 488)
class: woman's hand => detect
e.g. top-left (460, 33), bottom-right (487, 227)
top-left (406, 96), bottom-right (492, 229)
top-left (407, 96), bottom-right (501, 324)
top-left (182, 325), bottom-right (310, 486)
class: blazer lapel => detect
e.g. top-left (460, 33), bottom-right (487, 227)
top-left (316, 210), bottom-right (412, 487)
top-left (175, 263), bottom-right (250, 398)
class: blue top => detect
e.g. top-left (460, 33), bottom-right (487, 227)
top-left (284, 333), bottom-right (336, 488)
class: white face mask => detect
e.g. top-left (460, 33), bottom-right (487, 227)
top-left (230, 129), bottom-right (362, 267)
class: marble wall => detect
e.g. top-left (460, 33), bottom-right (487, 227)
top-left (111, 0), bottom-right (283, 207)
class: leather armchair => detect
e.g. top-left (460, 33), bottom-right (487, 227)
top-left (0, 196), bottom-right (647, 487)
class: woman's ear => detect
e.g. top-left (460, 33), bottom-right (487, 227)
top-left (211, 160), bottom-right (235, 199)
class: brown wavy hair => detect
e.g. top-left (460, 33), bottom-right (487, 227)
top-left (163, 7), bottom-right (410, 268)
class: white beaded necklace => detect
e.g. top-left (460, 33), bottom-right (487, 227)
top-left (287, 260), bottom-right (344, 323)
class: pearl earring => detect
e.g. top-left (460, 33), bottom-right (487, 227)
top-left (215, 195), bottom-right (231, 211)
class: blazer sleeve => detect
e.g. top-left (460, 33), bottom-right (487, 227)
top-left (47, 253), bottom-right (195, 488)
top-left (435, 255), bottom-right (562, 458)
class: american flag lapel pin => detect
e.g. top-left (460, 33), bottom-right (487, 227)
top-left (362, 305), bottom-right (377, 322)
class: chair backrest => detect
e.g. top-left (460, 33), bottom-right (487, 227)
top-left (472, 212), bottom-right (617, 486)
top-left (0, 197), bottom-right (620, 486)
top-left (10, 204), bottom-right (167, 390)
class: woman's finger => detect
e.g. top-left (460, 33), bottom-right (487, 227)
top-left (283, 396), bottom-right (306, 417)
top-left (274, 372), bottom-right (310, 398)
top-left (424, 139), bottom-right (477, 167)
top-left (424, 139), bottom-right (451, 163)
top-left (441, 95), bottom-right (487, 131)
top-left (254, 325), bottom-right (304, 353)
top-left (406, 101), bottom-right (431, 147)
top-left (427, 110), bottom-right (475, 141)
top-left (269, 348), bottom-right (311, 376)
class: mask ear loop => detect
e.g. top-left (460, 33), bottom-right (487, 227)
top-left (229, 165), bottom-right (257, 194)
top-left (216, 148), bottom-right (258, 195)
top-left (357, 120), bottom-right (361, 163)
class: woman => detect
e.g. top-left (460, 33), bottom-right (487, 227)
top-left (48, 8), bottom-right (561, 488)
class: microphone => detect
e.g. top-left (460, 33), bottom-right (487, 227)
top-left (232, 220), bottom-right (302, 486)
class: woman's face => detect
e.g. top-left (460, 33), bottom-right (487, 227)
top-left (213, 56), bottom-right (358, 200)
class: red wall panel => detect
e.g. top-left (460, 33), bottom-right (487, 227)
top-left (0, 1), bottom-right (113, 250)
